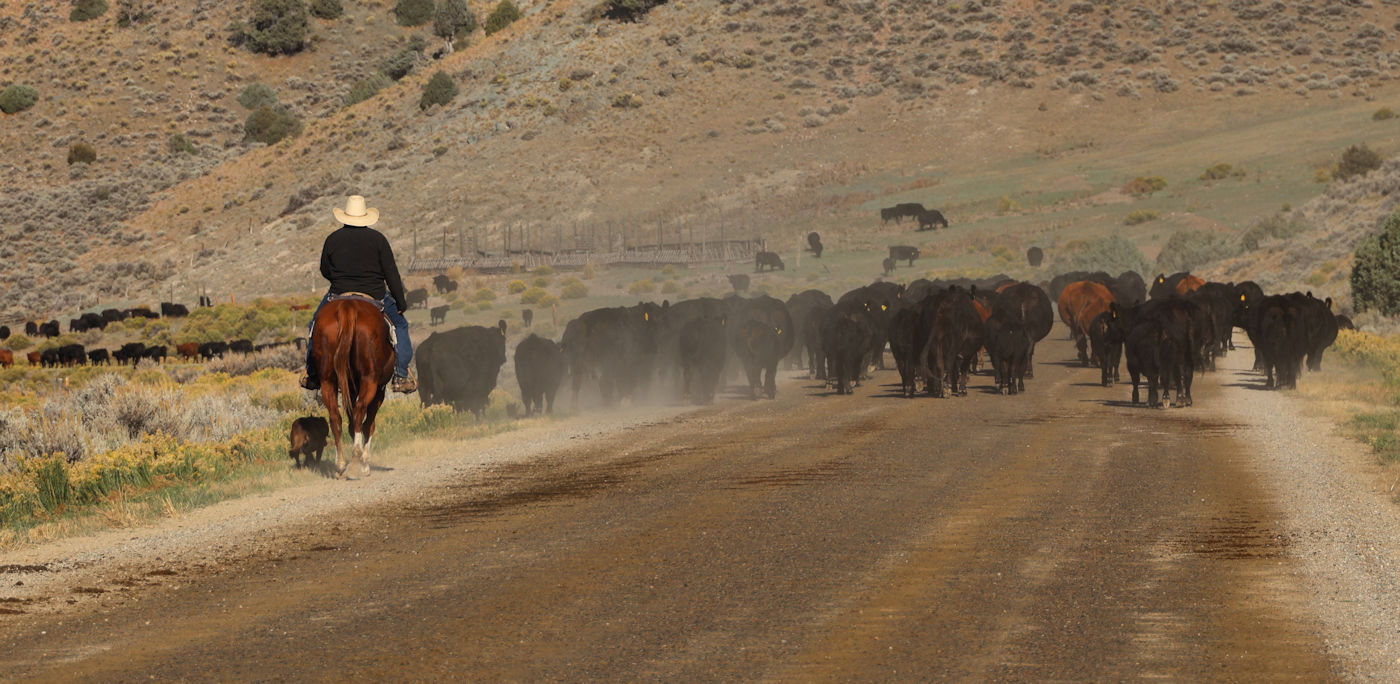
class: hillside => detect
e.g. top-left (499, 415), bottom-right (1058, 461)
top-left (5, 0), bottom-right (1400, 319)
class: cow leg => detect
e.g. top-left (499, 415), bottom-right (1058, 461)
top-left (764, 362), bottom-right (777, 399)
top-left (1026, 342), bottom-right (1037, 378)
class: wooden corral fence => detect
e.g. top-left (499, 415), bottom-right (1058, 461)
top-left (408, 239), bottom-right (767, 274)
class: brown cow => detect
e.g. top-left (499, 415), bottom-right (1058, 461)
top-left (288, 416), bottom-right (330, 468)
top-left (1174, 274), bottom-right (1206, 295)
top-left (26, 351), bottom-right (41, 366)
top-left (0, 349), bottom-right (12, 368)
top-left (1057, 281), bottom-right (1115, 366)
top-left (176, 342), bottom-right (201, 360)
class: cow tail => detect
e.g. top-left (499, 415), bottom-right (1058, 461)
top-left (334, 305), bottom-right (355, 427)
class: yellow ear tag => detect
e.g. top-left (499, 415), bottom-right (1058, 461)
top-left (644, 312), bottom-right (649, 321)
top-left (1240, 294), bottom-right (1246, 301)
top-left (881, 304), bottom-right (888, 311)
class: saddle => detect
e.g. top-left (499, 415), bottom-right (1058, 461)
top-left (327, 292), bottom-right (397, 348)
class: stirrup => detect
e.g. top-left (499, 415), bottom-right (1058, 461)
top-left (300, 371), bottom-right (319, 391)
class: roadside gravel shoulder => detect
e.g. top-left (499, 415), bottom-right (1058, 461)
top-left (1215, 347), bottom-right (1400, 679)
top-left (0, 400), bottom-right (698, 609)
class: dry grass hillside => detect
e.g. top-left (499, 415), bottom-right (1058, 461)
top-left (5, 0), bottom-right (1400, 318)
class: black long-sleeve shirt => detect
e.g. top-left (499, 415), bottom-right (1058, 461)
top-left (319, 225), bottom-right (408, 312)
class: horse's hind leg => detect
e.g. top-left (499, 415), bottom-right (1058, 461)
top-left (359, 392), bottom-right (386, 478)
top-left (322, 384), bottom-right (348, 479)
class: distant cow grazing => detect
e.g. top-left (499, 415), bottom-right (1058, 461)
top-left (430, 305), bottom-right (449, 326)
top-left (177, 342), bottom-right (201, 360)
top-left (0, 350), bottom-right (12, 368)
top-left (405, 288), bottom-right (430, 310)
top-left (229, 339), bottom-right (254, 355)
top-left (160, 302), bottom-right (190, 318)
top-left (38, 320), bottom-right (60, 338)
top-left (126, 308), bottom-right (159, 319)
top-left (101, 308), bottom-right (128, 324)
top-left (24, 321), bottom-right (37, 336)
top-left (1027, 246), bottom-right (1044, 267)
top-left (888, 245), bottom-right (920, 266)
top-left (514, 334), bottom-right (566, 415)
top-left (143, 345), bottom-right (167, 363)
top-left (288, 416), bottom-right (330, 467)
top-left (522, 308), bottom-right (534, 327)
top-left (754, 251), bottom-right (784, 272)
top-left (880, 202), bottom-right (925, 225)
top-left (198, 341), bottom-right (229, 360)
top-left (87, 348), bottom-right (110, 366)
top-left (882, 257), bottom-right (896, 276)
top-left (432, 274), bottom-right (453, 294)
top-left (915, 209), bottom-right (949, 231)
top-left (114, 342), bottom-right (147, 365)
top-left (728, 274), bottom-right (750, 292)
top-left (807, 232), bottom-right (824, 258)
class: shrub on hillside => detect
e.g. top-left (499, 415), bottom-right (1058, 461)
top-left (472, 287), bottom-right (497, 302)
top-left (1351, 209), bottom-right (1400, 316)
top-left (1335, 144), bottom-right (1383, 182)
top-left (67, 142), bottom-right (97, 165)
top-left (1240, 214), bottom-right (1308, 250)
top-left (507, 279), bottom-right (527, 294)
top-left (69, 0), bottom-right (107, 21)
top-left (380, 46), bottom-right (422, 81)
top-left (1123, 176), bottom-right (1167, 195)
top-left (308, 0), bottom-right (342, 20)
top-left (1375, 107), bottom-right (1396, 121)
top-left (434, 0), bottom-right (478, 40)
top-left (230, 0), bottom-right (309, 56)
top-left (420, 71), bottom-right (458, 110)
top-left (1199, 163), bottom-right (1234, 180)
top-left (395, 0), bottom-right (434, 26)
top-left (628, 278), bottom-right (656, 295)
top-left (243, 106), bottom-right (302, 144)
top-left (1123, 209), bottom-right (1159, 225)
top-left (70, 0), bottom-right (109, 21)
top-left (5, 335), bottom-right (32, 351)
top-left (560, 279), bottom-right (588, 299)
top-left (115, 0), bottom-right (155, 26)
top-left (611, 92), bottom-right (643, 108)
top-left (0, 85), bottom-right (39, 114)
top-left (591, 0), bottom-right (669, 22)
top-left (519, 286), bottom-right (547, 304)
top-left (237, 83), bottom-right (279, 110)
top-left (169, 132), bottom-right (198, 155)
top-left (345, 74), bottom-right (391, 106)
top-left (1051, 234), bottom-right (1150, 277)
top-left (483, 0), bottom-right (522, 35)
top-left (1154, 229), bottom-right (1240, 273)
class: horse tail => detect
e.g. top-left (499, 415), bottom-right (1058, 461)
top-left (334, 304), bottom-right (356, 427)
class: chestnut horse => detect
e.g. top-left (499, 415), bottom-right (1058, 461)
top-left (311, 297), bottom-right (395, 479)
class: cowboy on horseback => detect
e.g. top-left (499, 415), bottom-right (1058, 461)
top-left (301, 195), bottom-right (417, 394)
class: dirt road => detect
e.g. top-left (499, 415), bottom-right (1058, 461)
top-left (0, 333), bottom-right (1373, 679)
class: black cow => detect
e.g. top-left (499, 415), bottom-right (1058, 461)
top-left (807, 231), bottom-right (824, 258)
top-left (24, 321), bottom-right (37, 336)
top-left (101, 308), bottom-right (128, 324)
top-left (126, 308), bottom-right (159, 319)
top-left (1027, 246), bottom-right (1044, 267)
top-left (880, 202), bottom-right (925, 224)
top-left (405, 288), bottom-right (430, 310)
top-left (229, 339), bottom-right (254, 354)
top-left (522, 308), bottom-right (534, 327)
top-left (0, 325), bottom-right (9, 341)
top-left (1254, 294), bottom-right (1307, 390)
top-left (888, 245), bottom-right (920, 266)
top-left (416, 321), bottom-right (508, 419)
top-left (1122, 299), bottom-right (1199, 406)
top-left (676, 313), bottom-right (727, 405)
top-left (993, 283), bottom-right (1053, 376)
top-left (728, 274), bottom-right (750, 292)
top-left (80, 312), bottom-right (105, 330)
top-left (1301, 293), bottom-right (1339, 372)
top-left (54, 343), bottom-right (86, 367)
top-left (784, 289), bottom-right (834, 372)
top-left (39, 320), bottom-right (60, 338)
top-left (199, 295), bottom-right (214, 307)
top-left (887, 307), bottom-right (923, 397)
top-left (734, 318), bottom-right (781, 399)
top-left (915, 209), bottom-right (949, 231)
top-left (656, 297), bottom-right (728, 394)
top-left (514, 334), bottom-right (566, 415)
top-left (882, 257), bottom-right (896, 276)
top-left (87, 348), bottom-right (110, 365)
top-left (432, 274), bottom-right (453, 294)
top-left (430, 305), bottom-right (449, 326)
top-left (754, 251), bottom-right (784, 272)
top-left (69, 318), bottom-right (88, 334)
top-left (198, 341), bottom-right (229, 360)
top-left (918, 286), bottom-right (983, 398)
top-left (161, 302), bottom-right (190, 318)
top-left (143, 345), bottom-right (167, 363)
top-left (289, 416), bottom-right (330, 468)
top-left (1088, 307), bottom-right (1123, 387)
top-left (984, 308), bottom-right (1031, 395)
top-left (838, 281), bottom-right (904, 372)
top-left (113, 342), bottom-right (148, 365)
top-left (561, 305), bottom-right (659, 408)
top-left (819, 299), bottom-right (876, 395)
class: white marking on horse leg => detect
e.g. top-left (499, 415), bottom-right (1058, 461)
top-left (361, 436), bottom-right (373, 478)
top-left (352, 431), bottom-right (365, 472)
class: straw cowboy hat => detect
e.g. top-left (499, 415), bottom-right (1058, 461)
top-left (333, 195), bottom-right (379, 227)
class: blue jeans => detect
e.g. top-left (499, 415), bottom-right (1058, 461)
top-left (307, 293), bottom-right (413, 379)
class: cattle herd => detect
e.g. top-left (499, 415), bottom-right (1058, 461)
top-left (0, 301), bottom-right (301, 370)
top-left (410, 268), bottom-right (1347, 420)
